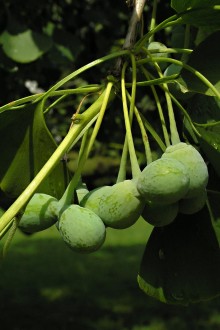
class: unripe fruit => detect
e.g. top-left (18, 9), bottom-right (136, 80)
top-left (137, 158), bottom-right (190, 205)
top-left (179, 189), bottom-right (207, 215)
top-left (141, 202), bottom-right (179, 227)
top-left (18, 193), bottom-right (58, 233)
top-left (58, 204), bottom-right (106, 253)
top-left (81, 180), bottom-right (144, 229)
top-left (162, 143), bottom-right (208, 198)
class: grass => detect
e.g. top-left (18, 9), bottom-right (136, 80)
top-left (0, 218), bottom-right (220, 330)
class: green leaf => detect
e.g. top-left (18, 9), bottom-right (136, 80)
top-left (138, 206), bottom-right (220, 305)
top-left (0, 17), bottom-right (52, 63)
top-left (171, 0), bottom-right (220, 12)
top-left (0, 102), bottom-right (68, 206)
top-left (197, 126), bottom-right (220, 177)
top-left (171, 0), bottom-right (220, 28)
top-left (208, 189), bottom-right (220, 244)
top-left (185, 94), bottom-right (220, 177)
top-left (180, 31), bottom-right (220, 95)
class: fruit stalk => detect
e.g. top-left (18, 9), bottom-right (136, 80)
top-left (121, 61), bottom-right (141, 178)
top-left (153, 62), bottom-right (180, 145)
top-left (126, 91), bottom-right (152, 164)
top-left (140, 65), bottom-right (170, 147)
top-left (56, 81), bottom-right (115, 212)
top-left (137, 56), bottom-right (220, 99)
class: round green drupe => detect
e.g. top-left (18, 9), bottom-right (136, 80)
top-left (18, 193), bottom-right (58, 233)
top-left (58, 204), bottom-right (106, 253)
top-left (137, 158), bottom-right (190, 205)
top-left (162, 142), bottom-right (208, 198)
top-left (81, 180), bottom-right (144, 229)
top-left (142, 201), bottom-right (179, 227)
top-left (179, 189), bottom-right (207, 215)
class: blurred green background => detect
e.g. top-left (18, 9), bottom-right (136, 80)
top-left (1, 220), bottom-right (220, 330)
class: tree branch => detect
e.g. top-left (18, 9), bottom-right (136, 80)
top-left (112, 0), bottom-right (147, 76)
top-left (123, 0), bottom-right (147, 49)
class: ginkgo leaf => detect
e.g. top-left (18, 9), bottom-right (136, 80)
top-left (138, 206), bottom-right (220, 305)
top-left (0, 101), bottom-right (68, 207)
top-left (0, 16), bottom-right (52, 63)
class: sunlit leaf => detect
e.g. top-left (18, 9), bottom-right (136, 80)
top-left (0, 101), bottom-right (68, 207)
top-left (0, 17), bottom-right (52, 63)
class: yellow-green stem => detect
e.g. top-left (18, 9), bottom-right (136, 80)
top-left (141, 65), bottom-right (170, 147)
top-left (137, 57), bottom-right (220, 100)
top-left (126, 91), bottom-right (152, 164)
top-left (148, 0), bottom-right (158, 43)
top-left (0, 86), bottom-right (103, 112)
top-left (144, 70), bottom-right (200, 137)
top-left (155, 63), bottom-right (180, 145)
top-left (121, 62), bottom-right (141, 179)
top-left (56, 82), bottom-right (114, 211)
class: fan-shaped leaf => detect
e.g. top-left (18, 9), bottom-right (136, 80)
top-left (180, 31), bottom-right (220, 95)
top-left (0, 101), bottom-right (68, 207)
top-left (171, 0), bottom-right (220, 28)
top-left (138, 206), bottom-right (220, 305)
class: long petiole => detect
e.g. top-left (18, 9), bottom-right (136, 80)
top-left (141, 65), bottom-right (170, 147)
top-left (57, 81), bottom-right (114, 210)
top-left (154, 62), bottom-right (180, 145)
top-left (145, 70), bottom-right (200, 137)
top-left (0, 86), bottom-right (103, 112)
top-left (148, 0), bottom-right (158, 43)
top-left (35, 50), bottom-right (130, 102)
top-left (121, 62), bottom-right (141, 179)
top-left (137, 56), bottom-right (220, 100)
top-left (126, 91), bottom-right (152, 164)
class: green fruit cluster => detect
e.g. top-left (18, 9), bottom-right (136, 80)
top-left (18, 188), bottom-right (106, 254)
top-left (137, 143), bottom-right (208, 227)
top-left (17, 179), bottom-right (145, 253)
top-left (16, 143), bottom-right (208, 251)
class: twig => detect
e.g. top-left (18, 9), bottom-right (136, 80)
top-left (113, 0), bottom-right (147, 76)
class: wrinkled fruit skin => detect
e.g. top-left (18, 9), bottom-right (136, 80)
top-left (81, 180), bottom-right (144, 229)
top-left (137, 158), bottom-right (190, 205)
top-left (179, 189), bottom-right (207, 215)
top-left (18, 193), bottom-right (58, 233)
top-left (58, 204), bottom-right (106, 253)
top-left (162, 143), bottom-right (208, 198)
top-left (142, 202), bottom-right (179, 227)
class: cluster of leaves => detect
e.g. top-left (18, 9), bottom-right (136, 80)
top-left (0, 0), bottom-right (220, 307)
top-left (0, 0), bottom-right (128, 102)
